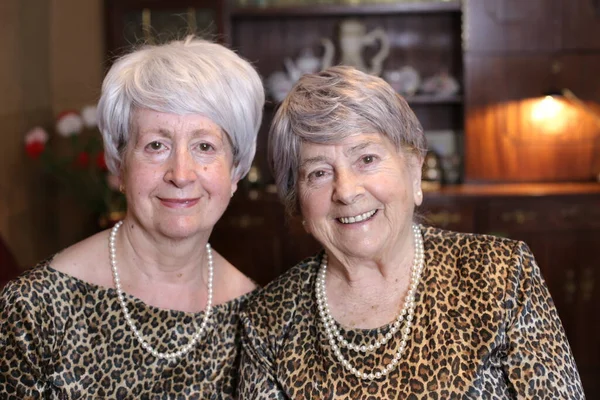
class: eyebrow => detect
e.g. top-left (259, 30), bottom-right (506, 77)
top-left (299, 140), bottom-right (383, 169)
top-left (137, 128), bottom-right (173, 139)
top-left (299, 155), bottom-right (329, 170)
top-left (138, 127), bottom-right (220, 140)
top-left (345, 141), bottom-right (377, 156)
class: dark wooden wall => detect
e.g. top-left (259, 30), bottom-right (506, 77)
top-left (464, 0), bottom-right (600, 182)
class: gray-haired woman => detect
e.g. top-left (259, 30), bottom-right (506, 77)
top-left (238, 66), bottom-right (583, 399)
top-left (0, 37), bottom-right (264, 398)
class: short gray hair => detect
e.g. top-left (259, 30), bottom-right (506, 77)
top-left (97, 36), bottom-right (264, 179)
top-left (269, 66), bottom-right (426, 216)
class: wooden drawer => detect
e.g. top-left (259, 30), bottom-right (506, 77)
top-left (419, 198), bottom-right (476, 233)
top-left (486, 197), bottom-right (600, 233)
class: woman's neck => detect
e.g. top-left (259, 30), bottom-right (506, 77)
top-left (322, 236), bottom-right (416, 329)
top-left (115, 219), bottom-right (212, 312)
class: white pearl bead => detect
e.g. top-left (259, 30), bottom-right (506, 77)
top-left (316, 224), bottom-right (424, 380)
top-left (108, 221), bottom-right (213, 361)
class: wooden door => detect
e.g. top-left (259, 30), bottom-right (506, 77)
top-left (561, 0), bottom-right (600, 50)
top-left (464, 0), bottom-right (561, 53)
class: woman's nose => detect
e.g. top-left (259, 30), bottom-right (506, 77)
top-left (164, 149), bottom-right (196, 188)
top-left (332, 169), bottom-right (364, 204)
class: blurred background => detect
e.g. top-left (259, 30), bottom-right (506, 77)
top-left (1, 0), bottom-right (599, 395)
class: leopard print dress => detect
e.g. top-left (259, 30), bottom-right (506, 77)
top-left (0, 259), bottom-right (255, 399)
top-left (239, 226), bottom-right (584, 399)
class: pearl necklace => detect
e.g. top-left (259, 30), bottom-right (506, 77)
top-left (316, 224), bottom-right (425, 380)
top-left (109, 220), bottom-right (213, 361)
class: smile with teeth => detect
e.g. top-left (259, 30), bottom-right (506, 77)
top-left (337, 209), bottom-right (377, 224)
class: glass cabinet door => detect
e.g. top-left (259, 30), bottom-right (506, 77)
top-left (105, 0), bottom-right (228, 59)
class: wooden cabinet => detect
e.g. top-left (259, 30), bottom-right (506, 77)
top-left (464, 0), bottom-right (561, 53)
top-left (561, 0), bottom-right (600, 51)
top-left (212, 183), bottom-right (600, 397)
top-left (465, 0), bottom-right (600, 53)
top-left (464, 54), bottom-right (555, 106)
top-left (230, 1), bottom-right (464, 183)
top-left (463, 0), bottom-right (600, 183)
top-left (104, 0), bottom-right (229, 60)
top-left (559, 54), bottom-right (600, 101)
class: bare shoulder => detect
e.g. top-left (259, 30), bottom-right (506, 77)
top-left (212, 250), bottom-right (257, 304)
top-left (51, 229), bottom-right (113, 288)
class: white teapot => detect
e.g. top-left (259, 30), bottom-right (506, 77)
top-left (321, 19), bottom-right (390, 76)
top-left (284, 48), bottom-right (323, 83)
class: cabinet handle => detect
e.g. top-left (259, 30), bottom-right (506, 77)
top-left (501, 210), bottom-right (536, 225)
top-left (427, 211), bottom-right (461, 227)
top-left (565, 269), bottom-right (576, 304)
top-left (559, 206), bottom-right (580, 220)
top-left (581, 267), bottom-right (595, 302)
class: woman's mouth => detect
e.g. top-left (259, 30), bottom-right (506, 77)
top-left (337, 209), bottom-right (377, 224)
top-left (159, 198), bottom-right (200, 208)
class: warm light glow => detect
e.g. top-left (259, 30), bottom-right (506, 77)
top-left (531, 96), bottom-right (563, 121)
top-left (530, 96), bottom-right (567, 134)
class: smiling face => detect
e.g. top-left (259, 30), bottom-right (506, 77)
top-left (297, 132), bottom-right (422, 263)
top-left (121, 108), bottom-right (238, 240)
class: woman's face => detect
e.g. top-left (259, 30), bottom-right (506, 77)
top-left (297, 132), bottom-right (422, 262)
top-left (121, 108), bottom-right (238, 240)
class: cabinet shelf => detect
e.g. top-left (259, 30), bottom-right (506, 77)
top-left (264, 94), bottom-right (461, 110)
top-left (406, 94), bottom-right (462, 105)
top-left (232, 1), bottom-right (461, 18)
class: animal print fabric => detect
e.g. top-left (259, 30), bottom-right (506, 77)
top-left (239, 226), bottom-right (584, 399)
top-left (0, 261), bottom-right (254, 399)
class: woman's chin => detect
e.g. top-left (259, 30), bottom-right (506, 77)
top-left (155, 220), bottom-right (210, 240)
top-left (333, 241), bottom-right (383, 261)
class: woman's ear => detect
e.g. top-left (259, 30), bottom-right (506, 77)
top-left (116, 163), bottom-right (125, 192)
top-left (301, 218), bottom-right (310, 234)
top-left (410, 154), bottom-right (424, 207)
top-left (230, 170), bottom-right (241, 198)
top-left (230, 181), bottom-right (239, 198)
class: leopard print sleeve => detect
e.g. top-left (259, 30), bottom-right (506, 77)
top-left (501, 240), bottom-right (585, 399)
top-left (238, 277), bottom-right (299, 400)
top-left (238, 255), bottom-right (322, 400)
top-left (0, 275), bottom-right (58, 399)
top-left (238, 313), bottom-right (288, 400)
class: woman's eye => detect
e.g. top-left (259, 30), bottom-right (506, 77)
top-left (362, 155), bottom-right (375, 164)
top-left (199, 143), bottom-right (214, 151)
top-left (148, 141), bottom-right (163, 151)
top-left (308, 170), bottom-right (326, 180)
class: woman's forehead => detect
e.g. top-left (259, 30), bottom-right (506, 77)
top-left (299, 133), bottom-right (392, 156)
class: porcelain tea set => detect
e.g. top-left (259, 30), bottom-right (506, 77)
top-left (265, 19), bottom-right (460, 103)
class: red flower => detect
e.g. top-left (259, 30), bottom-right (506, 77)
top-left (75, 151), bottom-right (90, 168)
top-left (24, 127), bottom-right (49, 159)
top-left (25, 141), bottom-right (45, 159)
top-left (96, 151), bottom-right (107, 170)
